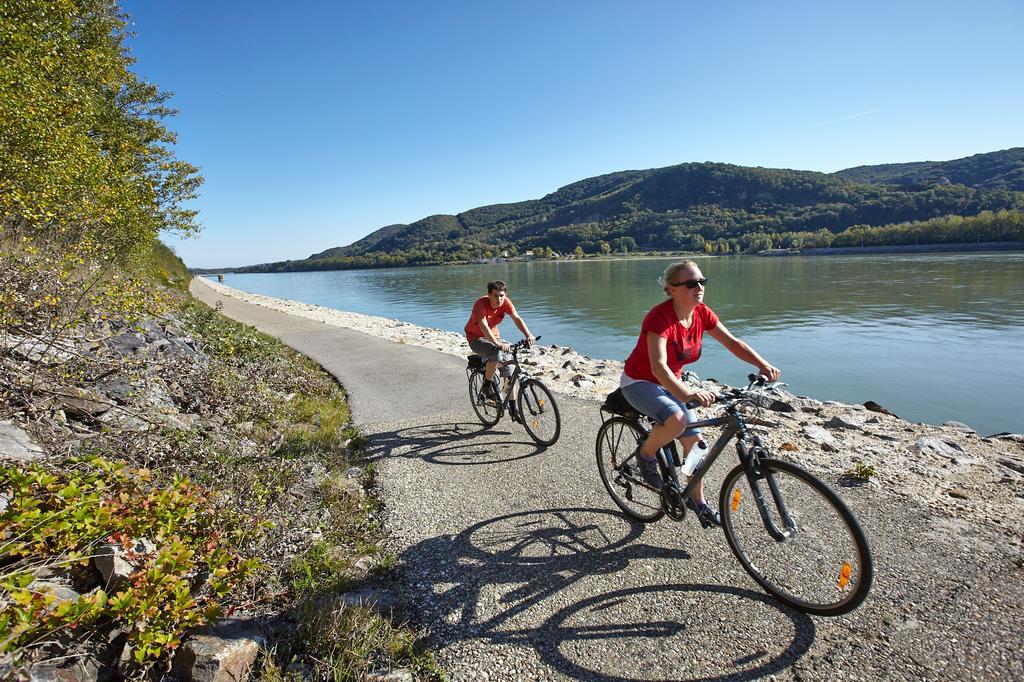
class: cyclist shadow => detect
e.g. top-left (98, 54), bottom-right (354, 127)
top-left (400, 507), bottom-right (816, 681)
top-left (362, 421), bottom-right (549, 465)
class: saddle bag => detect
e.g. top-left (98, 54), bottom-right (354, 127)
top-left (601, 388), bottom-right (638, 417)
top-left (467, 355), bottom-right (485, 370)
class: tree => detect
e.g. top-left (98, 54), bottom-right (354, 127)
top-left (574, 245), bottom-right (584, 257)
top-left (0, 0), bottom-right (203, 263)
top-left (600, 241), bottom-right (611, 255)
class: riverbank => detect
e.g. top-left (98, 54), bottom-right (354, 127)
top-left (766, 241), bottom-right (1024, 256)
top-left (192, 276), bottom-right (1024, 680)
top-left (198, 277), bottom-right (624, 403)
top-left (195, 277), bottom-right (1024, 533)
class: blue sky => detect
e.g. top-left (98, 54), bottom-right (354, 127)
top-left (122, 0), bottom-right (1024, 268)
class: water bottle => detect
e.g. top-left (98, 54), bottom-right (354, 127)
top-left (681, 440), bottom-right (709, 477)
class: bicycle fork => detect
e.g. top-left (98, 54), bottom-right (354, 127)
top-left (738, 440), bottom-right (797, 542)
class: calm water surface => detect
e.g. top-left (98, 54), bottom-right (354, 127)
top-left (214, 254), bottom-right (1024, 435)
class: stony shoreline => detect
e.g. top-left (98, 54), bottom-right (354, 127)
top-left (197, 277), bottom-right (625, 403)
top-left (195, 277), bottom-right (1024, 545)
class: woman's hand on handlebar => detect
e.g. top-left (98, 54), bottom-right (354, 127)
top-left (757, 363), bottom-right (781, 382)
top-left (685, 389), bottom-right (717, 408)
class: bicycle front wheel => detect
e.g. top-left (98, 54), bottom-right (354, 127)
top-left (517, 379), bottom-right (561, 446)
top-left (468, 370), bottom-right (501, 427)
top-left (720, 459), bottom-right (873, 616)
top-left (596, 416), bottom-right (664, 522)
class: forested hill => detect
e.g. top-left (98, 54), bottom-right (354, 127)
top-left (833, 147), bottom-right (1024, 190)
top-left (239, 148), bottom-right (1024, 272)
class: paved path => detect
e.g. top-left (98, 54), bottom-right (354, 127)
top-left (191, 278), bottom-right (1022, 681)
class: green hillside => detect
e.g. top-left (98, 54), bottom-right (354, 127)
top-left (833, 147), bottom-right (1024, 190)
top-left (240, 148), bottom-right (1024, 272)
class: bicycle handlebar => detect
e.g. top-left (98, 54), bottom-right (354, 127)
top-left (508, 335), bottom-right (542, 354)
top-left (684, 374), bottom-right (788, 411)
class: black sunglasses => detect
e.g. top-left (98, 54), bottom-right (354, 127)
top-left (670, 277), bottom-right (708, 289)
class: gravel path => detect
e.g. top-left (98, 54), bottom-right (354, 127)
top-left (191, 279), bottom-right (1024, 681)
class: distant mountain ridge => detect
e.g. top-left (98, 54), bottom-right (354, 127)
top-left (237, 148), bottom-right (1024, 272)
top-left (833, 148), bottom-right (1024, 190)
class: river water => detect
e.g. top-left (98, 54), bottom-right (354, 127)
top-left (213, 253), bottom-right (1024, 435)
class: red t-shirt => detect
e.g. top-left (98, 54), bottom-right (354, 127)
top-left (464, 296), bottom-right (515, 341)
top-left (623, 300), bottom-right (719, 384)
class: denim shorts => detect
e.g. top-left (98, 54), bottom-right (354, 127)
top-left (469, 338), bottom-right (513, 377)
top-left (620, 380), bottom-right (701, 438)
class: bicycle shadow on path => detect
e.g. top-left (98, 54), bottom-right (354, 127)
top-left (362, 420), bottom-right (550, 466)
top-left (398, 507), bottom-right (815, 681)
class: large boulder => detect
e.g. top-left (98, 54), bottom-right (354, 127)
top-left (171, 619), bottom-right (264, 682)
top-left (0, 420), bottom-right (44, 461)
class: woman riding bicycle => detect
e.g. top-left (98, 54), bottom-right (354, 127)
top-left (620, 260), bottom-right (780, 528)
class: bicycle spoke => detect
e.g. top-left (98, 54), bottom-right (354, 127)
top-left (720, 460), bottom-right (873, 615)
top-left (596, 417), bottom-right (663, 522)
top-left (517, 379), bottom-right (560, 446)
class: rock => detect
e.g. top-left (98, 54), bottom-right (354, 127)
top-left (795, 397), bottom-right (824, 413)
top-left (947, 488), bottom-right (970, 500)
top-left (916, 436), bottom-right (965, 460)
top-left (350, 556), bottom-right (374, 579)
top-left (825, 413), bottom-right (866, 431)
top-left (561, 360), bottom-right (575, 369)
top-left (0, 420), bottom-right (44, 461)
top-left (343, 466), bottom-right (363, 479)
top-left (560, 347), bottom-right (573, 355)
top-left (172, 619), bottom-right (264, 682)
top-left (997, 458), bottom-right (1024, 476)
top-left (365, 670), bottom-right (415, 682)
top-left (802, 425), bottom-right (839, 452)
top-left (864, 400), bottom-right (899, 418)
top-left (95, 537), bottom-right (156, 590)
top-left (990, 433), bottom-right (1024, 444)
top-left (943, 421), bottom-right (976, 433)
top-left (105, 332), bottom-right (147, 355)
top-left (28, 581), bottom-right (81, 611)
top-left (92, 379), bottom-right (133, 404)
top-left (52, 386), bottom-right (111, 418)
top-left (336, 589), bottom-right (395, 614)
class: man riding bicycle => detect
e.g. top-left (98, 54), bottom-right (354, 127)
top-left (465, 280), bottom-right (535, 421)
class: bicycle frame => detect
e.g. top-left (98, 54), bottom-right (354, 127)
top-left (469, 341), bottom-right (536, 417)
top-left (614, 403), bottom-right (799, 540)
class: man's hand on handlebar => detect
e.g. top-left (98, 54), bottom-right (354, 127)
top-left (525, 334), bottom-right (535, 348)
top-left (758, 364), bottom-right (781, 382)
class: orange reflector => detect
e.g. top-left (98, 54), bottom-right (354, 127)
top-left (838, 562), bottom-right (852, 589)
top-left (538, 400), bottom-right (545, 408)
top-left (731, 489), bottom-right (741, 512)
top-left (531, 420), bottom-right (539, 429)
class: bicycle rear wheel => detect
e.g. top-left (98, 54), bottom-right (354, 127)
top-left (596, 416), bottom-right (664, 522)
top-left (517, 379), bottom-right (561, 446)
top-left (720, 459), bottom-right (873, 616)
top-left (468, 370), bottom-right (501, 427)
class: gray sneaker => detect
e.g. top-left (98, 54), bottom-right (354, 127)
top-left (636, 453), bottom-right (663, 489)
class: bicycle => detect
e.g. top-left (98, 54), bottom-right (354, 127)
top-left (596, 375), bottom-right (873, 616)
top-left (467, 336), bottom-right (562, 447)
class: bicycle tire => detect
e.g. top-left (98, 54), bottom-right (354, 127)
top-left (595, 416), bottom-right (665, 522)
top-left (719, 458), bottom-right (873, 616)
top-left (468, 370), bottom-right (501, 427)
top-left (517, 379), bottom-right (561, 446)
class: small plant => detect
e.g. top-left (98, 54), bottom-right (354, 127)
top-left (843, 461), bottom-right (877, 482)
